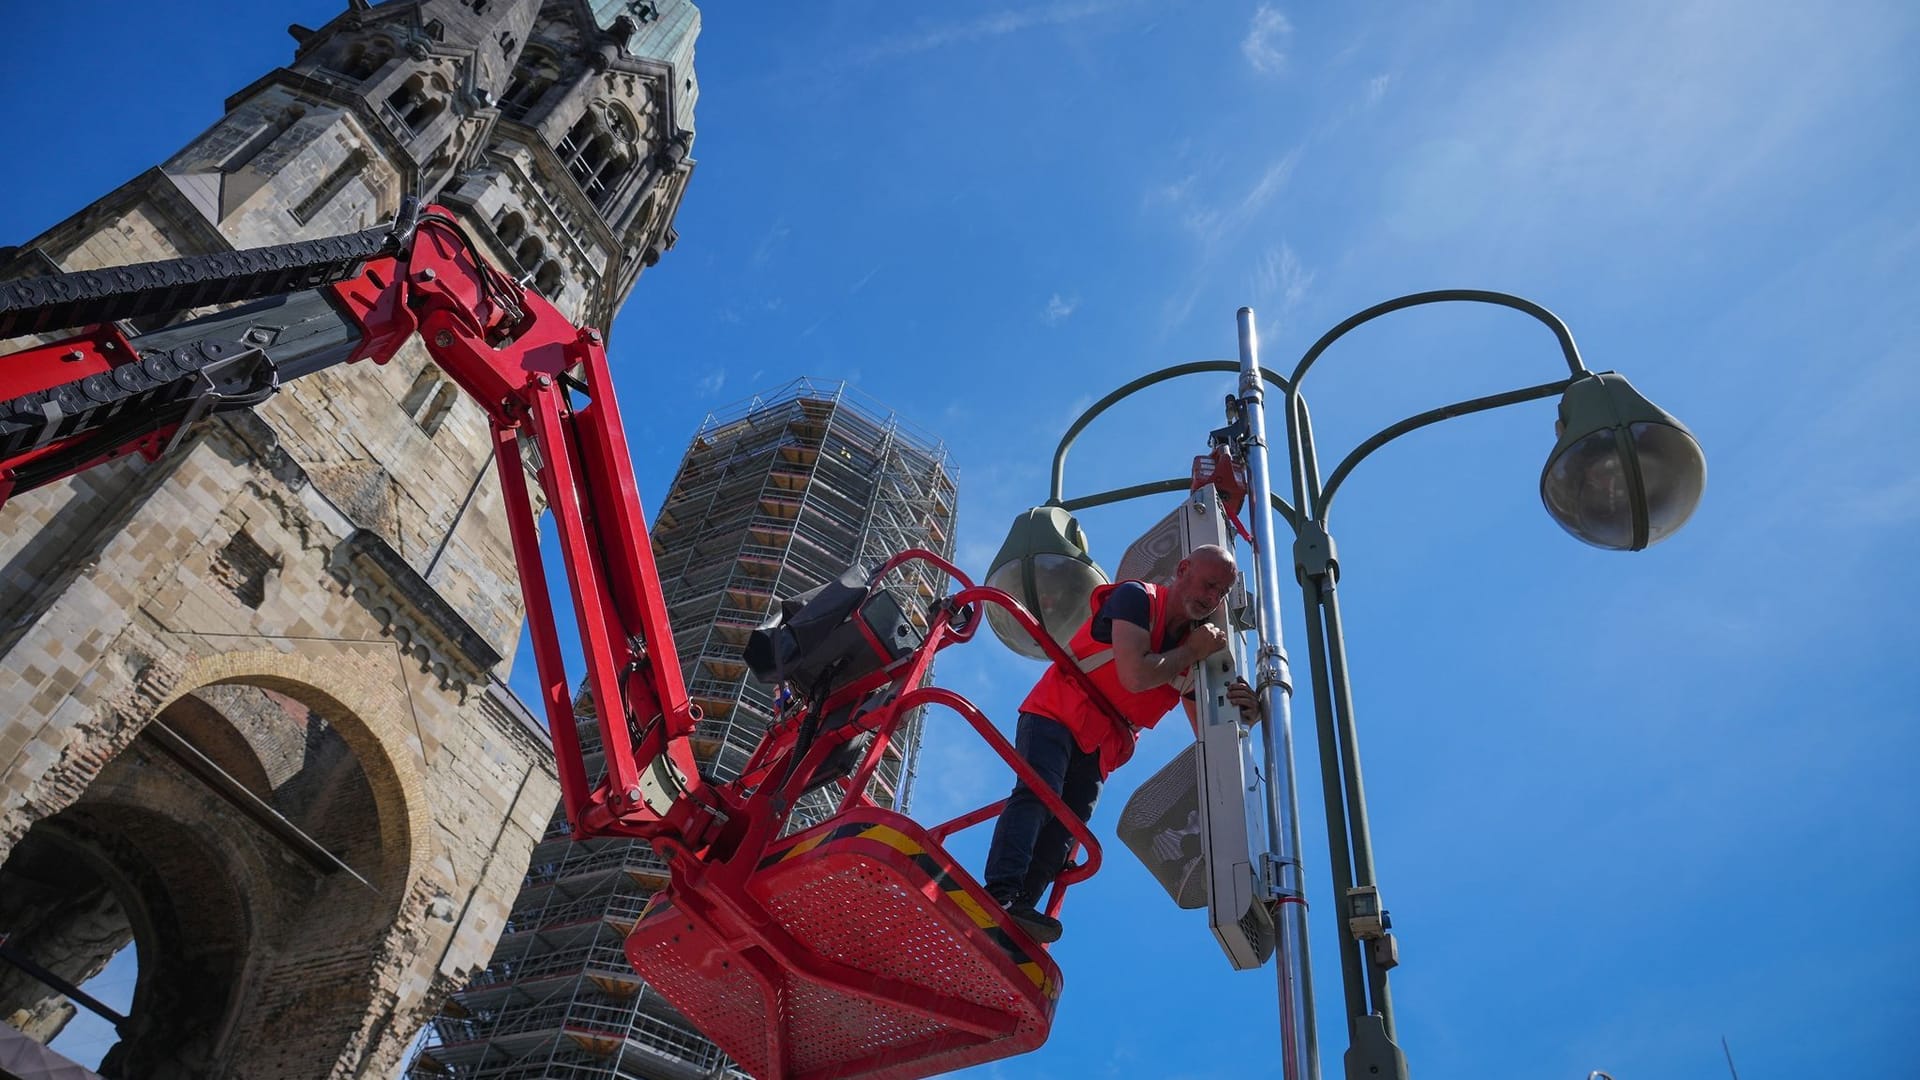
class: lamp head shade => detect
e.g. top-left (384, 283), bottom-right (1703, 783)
top-left (1540, 373), bottom-right (1705, 551)
top-left (984, 506), bottom-right (1110, 659)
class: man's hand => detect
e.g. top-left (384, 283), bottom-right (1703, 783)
top-left (1226, 678), bottom-right (1263, 725)
top-left (1181, 622), bottom-right (1229, 664)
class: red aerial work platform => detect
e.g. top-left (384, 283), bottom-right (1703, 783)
top-left (624, 571), bottom-right (1123, 1080)
top-left (630, 806), bottom-right (1060, 1080)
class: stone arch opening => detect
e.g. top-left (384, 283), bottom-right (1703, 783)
top-left (589, 104), bottom-right (642, 211)
top-left (493, 207), bottom-right (527, 247)
top-left (0, 660), bottom-right (427, 1077)
top-left (338, 38), bottom-right (397, 82)
top-left (386, 74), bottom-right (447, 136)
top-left (500, 49), bottom-right (562, 121)
top-left (514, 233), bottom-right (545, 272)
top-left (160, 649), bottom-right (434, 924)
top-left (0, 825), bottom-right (139, 1062)
top-left (558, 107), bottom-right (610, 196)
top-left (0, 797), bottom-right (250, 1079)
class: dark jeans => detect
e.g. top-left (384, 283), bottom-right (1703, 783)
top-left (983, 712), bottom-right (1104, 906)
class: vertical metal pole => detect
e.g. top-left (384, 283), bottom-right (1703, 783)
top-left (1298, 570), bottom-right (1368, 1030)
top-left (1317, 574), bottom-right (1396, 1034)
top-left (1289, 377), bottom-right (1410, 1080)
top-left (1236, 308), bottom-right (1319, 1080)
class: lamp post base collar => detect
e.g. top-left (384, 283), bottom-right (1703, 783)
top-left (1345, 1015), bottom-right (1409, 1080)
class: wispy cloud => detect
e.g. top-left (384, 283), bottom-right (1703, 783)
top-left (1148, 173), bottom-right (1198, 207)
top-left (1156, 147), bottom-right (1304, 328)
top-left (1043, 293), bottom-right (1079, 325)
top-left (1241, 5), bottom-right (1291, 74)
top-left (1250, 242), bottom-right (1314, 315)
top-left (695, 370), bottom-right (726, 396)
top-left (1238, 153), bottom-right (1299, 219)
top-left (850, 265), bottom-right (881, 293)
top-left (749, 220), bottom-right (790, 269)
top-left (1166, 151), bottom-right (1300, 252)
top-left (860, 2), bottom-right (1115, 63)
top-left (1366, 72), bottom-right (1392, 104)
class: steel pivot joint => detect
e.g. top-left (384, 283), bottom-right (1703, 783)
top-left (1293, 520), bottom-right (1339, 583)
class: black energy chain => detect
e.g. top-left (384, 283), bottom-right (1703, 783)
top-left (0, 226), bottom-right (392, 341)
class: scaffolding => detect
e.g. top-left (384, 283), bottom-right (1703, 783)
top-left (411, 379), bottom-right (959, 1079)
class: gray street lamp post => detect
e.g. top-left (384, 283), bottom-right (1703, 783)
top-left (988, 292), bottom-right (1707, 1080)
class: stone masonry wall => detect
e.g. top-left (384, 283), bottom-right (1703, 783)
top-left (0, 413), bottom-right (558, 1075)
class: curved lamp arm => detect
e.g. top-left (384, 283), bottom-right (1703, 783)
top-left (1317, 377), bottom-right (1574, 516)
top-left (1288, 289), bottom-right (1588, 392)
top-left (1050, 360), bottom-right (1301, 531)
top-left (1284, 290), bottom-right (1592, 522)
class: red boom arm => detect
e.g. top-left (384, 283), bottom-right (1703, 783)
top-left (0, 205), bottom-right (721, 850)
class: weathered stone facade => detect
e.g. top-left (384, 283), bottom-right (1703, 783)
top-left (0, 1), bottom-right (698, 1076)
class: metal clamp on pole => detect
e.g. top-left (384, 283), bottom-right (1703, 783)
top-left (1257, 641), bottom-right (1293, 696)
top-left (1262, 852), bottom-right (1306, 902)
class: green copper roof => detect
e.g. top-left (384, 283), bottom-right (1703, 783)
top-left (589, 0), bottom-right (700, 132)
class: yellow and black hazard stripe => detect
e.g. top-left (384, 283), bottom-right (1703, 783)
top-left (758, 818), bottom-right (1061, 1000)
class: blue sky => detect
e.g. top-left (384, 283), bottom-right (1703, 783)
top-left (5, 2), bottom-right (1918, 1077)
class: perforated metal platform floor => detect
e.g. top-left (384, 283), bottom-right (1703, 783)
top-left (627, 807), bottom-right (1062, 1080)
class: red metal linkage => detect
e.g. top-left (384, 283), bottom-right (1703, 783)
top-left (341, 208), bottom-right (711, 845)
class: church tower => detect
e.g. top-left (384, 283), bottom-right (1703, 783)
top-left (0, 3), bottom-right (698, 1077)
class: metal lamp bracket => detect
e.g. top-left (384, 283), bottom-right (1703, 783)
top-left (1293, 521), bottom-right (1339, 583)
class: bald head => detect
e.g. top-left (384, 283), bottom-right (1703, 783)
top-left (1186, 544), bottom-right (1233, 570)
top-left (1170, 544), bottom-right (1237, 622)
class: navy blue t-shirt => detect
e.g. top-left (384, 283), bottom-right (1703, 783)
top-left (1089, 581), bottom-right (1184, 652)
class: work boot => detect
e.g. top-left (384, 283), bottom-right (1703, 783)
top-left (988, 890), bottom-right (1062, 944)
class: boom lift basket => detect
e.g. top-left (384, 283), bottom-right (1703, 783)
top-left (627, 805), bottom-right (1062, 1080)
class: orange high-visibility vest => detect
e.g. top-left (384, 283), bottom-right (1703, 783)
top-left (1018, 581), bottom-right (1190, 774)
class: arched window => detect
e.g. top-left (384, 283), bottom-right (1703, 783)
top-left (420, 382), bottom-right (461, 436)
top-left (514, 235), bottom-right (544, 272)
top-left (581, 132), bottom-right (611, 177)
top-left (557, 107), bottom-right (634, 209)
top-left (402, 368), bottom-right (460, 436)
top-left (405, 93), bottom-right (445, 132)
top-left (400, 367), bottom-right (441, 416)
top-left (340, 40), bottom-right (394, 81)
top-left (494, 209), bottom-right (526, 247)
top-left (385, 75), bottom-right (444, 137)
top-left (558, 111), bottom-right (598, 183)
top-left (500, 67), bottom-right (557, 121)
top-left (592, 150), bottom-right (635, 210)
top-left (534, 259), bottom-right (564, 297)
